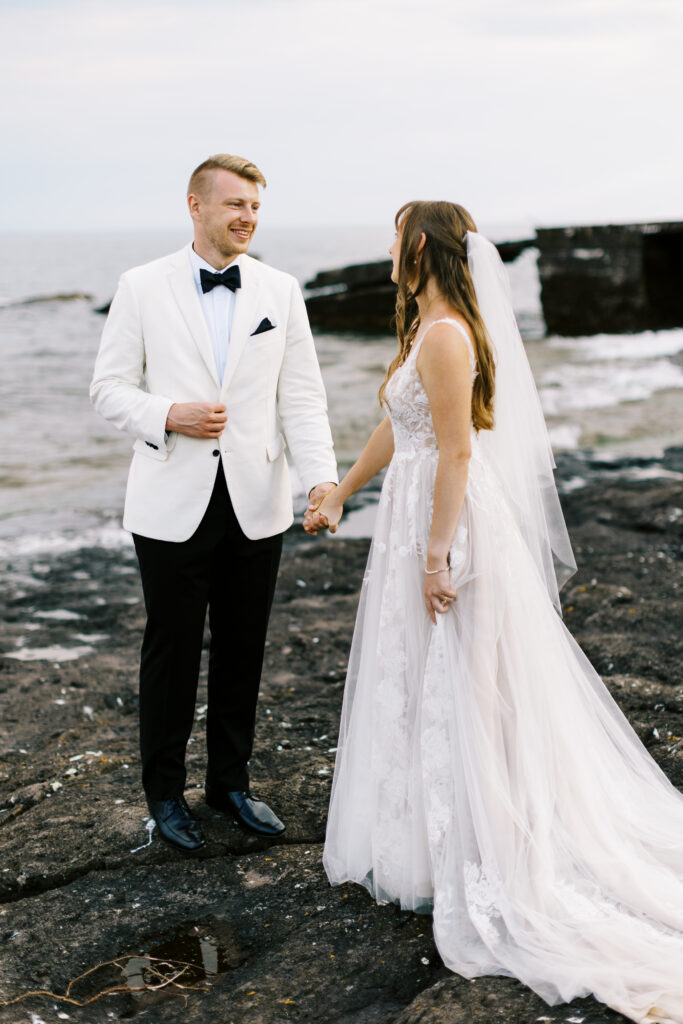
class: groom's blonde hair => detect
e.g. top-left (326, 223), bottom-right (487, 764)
top-left (187, 154), bottom-right (267, 198)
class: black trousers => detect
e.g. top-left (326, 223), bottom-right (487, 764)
top-left (133, 468), bottom-right (283, 801)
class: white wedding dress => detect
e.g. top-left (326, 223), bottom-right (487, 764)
top-left (323, 318), bottom-right (683, 1024)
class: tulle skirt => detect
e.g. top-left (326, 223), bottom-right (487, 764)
top-left (323, 443), bottom-right (683, 1024)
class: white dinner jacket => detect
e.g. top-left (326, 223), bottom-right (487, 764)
top-left (90, 245), bottom-right (338, 542)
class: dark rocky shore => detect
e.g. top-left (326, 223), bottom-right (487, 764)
top-left (1, 452), bottom-right (682, 1024)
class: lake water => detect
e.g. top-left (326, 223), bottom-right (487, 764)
top-left (1, 224), bottom-right (683, 556)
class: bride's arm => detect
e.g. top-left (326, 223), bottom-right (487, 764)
top-left (417, 323), bottom-right (473, 620)
top-left (304, 415), bottom-right (394, 534)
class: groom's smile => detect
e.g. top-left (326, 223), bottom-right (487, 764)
top-left (228, 222), bottom-right (255, 251)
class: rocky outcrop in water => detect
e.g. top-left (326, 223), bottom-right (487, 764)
top-left (1, 452), bottom-right (682, 1023)
top-left (1, 292), bottom-right (94, 307)
top-left (303, 221), bottom-right (683, 336)
top-left (303, 240), bottom-right (535, 334)
top-left (537, 220), bottom-right (683, 336)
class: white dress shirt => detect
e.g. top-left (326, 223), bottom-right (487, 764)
top-left (189, 247), bottom-right (241, 384)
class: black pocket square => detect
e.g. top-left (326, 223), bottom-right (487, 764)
top-left (251, 317), bottom-right (276, 336)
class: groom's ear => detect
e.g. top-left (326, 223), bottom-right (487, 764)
top-left (187, 193), bottom-right (201, 223)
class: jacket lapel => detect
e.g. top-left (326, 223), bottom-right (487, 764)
top-left (220, 255), bottom-right (261, 396)
top-left (167, 246), bottom-right (220, 389)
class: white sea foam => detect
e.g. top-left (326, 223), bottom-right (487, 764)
top-left (548, 328), bottom-right (683, 362)
top-left (34, 609), bottom-right (83, 621)
top-left (547, 424), bottom-right (582, 450)
top-left (0, 523), bottom-right (132, 561)
top-left (619, 466), bottom-right (683, 483)
top-left (4, 645), bottom-right (95, 662)
top-left (558, 476), bottom-right (587, 493)
top-left (540, 359), bottom-right (683, 415)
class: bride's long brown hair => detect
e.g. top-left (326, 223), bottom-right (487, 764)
top-left (379, 201), bottom-right (495, 432)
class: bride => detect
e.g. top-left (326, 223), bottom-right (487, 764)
top-left (308, 201), bottom-right (683, 1024)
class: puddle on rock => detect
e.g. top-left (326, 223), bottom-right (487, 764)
top-left (120, 920), bottom-right (250, 991)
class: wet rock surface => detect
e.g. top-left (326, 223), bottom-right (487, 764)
top-left (1, 455), bottom-right (682, 1023)
top-left (537, 221), bottom-right (683, 336)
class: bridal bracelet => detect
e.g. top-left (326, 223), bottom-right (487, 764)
top-left (425, 566), bottom-right (449, 575)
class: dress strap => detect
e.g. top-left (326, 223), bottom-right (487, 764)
top-left (411, 317), bottom-right (476, 374)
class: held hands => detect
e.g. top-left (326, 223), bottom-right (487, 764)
top-left (166, 402), bottom-right (227, 439)
top-left (303, 483), bottom-right (342, 535)
top-left (424, 568), bottom-right (457, 625)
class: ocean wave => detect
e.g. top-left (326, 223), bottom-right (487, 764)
top-left (547, 424), bottom-right (582, 449)
top-left (4, 644), bottom-right (95, 662)
top-left (540, 359), bottom-right (683, 415)
top-left (0, 523), bottom-right (132, 562)
top-left (547, 328), bottom-right (683, 362)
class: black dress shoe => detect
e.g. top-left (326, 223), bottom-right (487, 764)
top-left (146, 795), bottom-right (206, 853)
top-left (205, 789), bottom-right (285, 837)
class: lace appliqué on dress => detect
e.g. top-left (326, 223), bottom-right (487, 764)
top-left (463, 861), bottom-right (504, 947)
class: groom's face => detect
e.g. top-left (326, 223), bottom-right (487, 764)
top-left (189, 169), bottom-right (260, 262)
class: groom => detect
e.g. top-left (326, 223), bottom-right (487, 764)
top-left (91, 154), bottom-right (337, 853)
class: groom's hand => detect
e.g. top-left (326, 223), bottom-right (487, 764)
top-left (166, 402), bottom-right (227, 439)
top-left (303, 481), bottom-right (336, 535)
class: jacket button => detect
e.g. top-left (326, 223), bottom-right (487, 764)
top-left (212, 449), bottom-right (220, 457)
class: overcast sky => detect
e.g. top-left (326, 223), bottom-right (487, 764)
top-left (1, 0), bottom-right (682, 232)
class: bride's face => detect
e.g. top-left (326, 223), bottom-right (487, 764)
top-left (390, 227), bottom-right (425, 287)
top-left (389, 229), bottom-right (402, 284)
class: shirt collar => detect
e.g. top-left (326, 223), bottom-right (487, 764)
top-left (190, 246), bottom-right (242, 289)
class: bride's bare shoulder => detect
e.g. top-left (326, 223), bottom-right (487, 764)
top-left (417, 318), bottom-right (473, 370)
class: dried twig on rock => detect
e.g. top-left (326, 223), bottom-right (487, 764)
top-left (0, 954), bottom-right (210, 1007)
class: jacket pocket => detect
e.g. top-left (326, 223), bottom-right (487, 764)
top-left (266, 433), bottom-right (285, 462)
top-left (133, 437), bottom-right (171, 461)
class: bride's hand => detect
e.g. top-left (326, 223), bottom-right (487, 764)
top-left (314, 487), bottom-right (344, 535)
top-left (424, 569), bottom-right (457, 625)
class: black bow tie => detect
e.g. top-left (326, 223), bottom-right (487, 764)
top-left (200, 265), bottom-right (241, 294)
